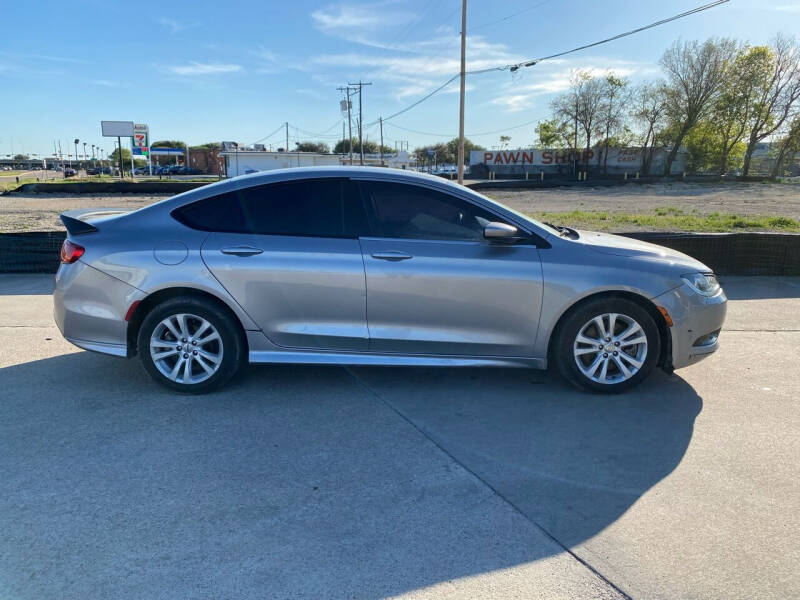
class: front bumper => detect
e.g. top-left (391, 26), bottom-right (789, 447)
top-left (54, 260), bottom-right (144, 357)
top-left (654, 283), bottom-right (727, 370)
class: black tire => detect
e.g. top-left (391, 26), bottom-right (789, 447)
top-left (138, 296), bottom-right (244, 394)
top-left (553, 297), bottom-right (660, 394)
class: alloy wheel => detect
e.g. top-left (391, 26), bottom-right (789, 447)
top-left (149, 313), bottom-right (224, 385)
top-left (573, 312), bottom-right (648, 384)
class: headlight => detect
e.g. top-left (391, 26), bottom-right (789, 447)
top-left (681, 273), bottom-right (720, 297)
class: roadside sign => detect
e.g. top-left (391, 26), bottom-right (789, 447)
top-left (132, 123), bottom-right (149, 156)
top-left (150, 147), bottom-right (184, 156)
top-left (101, 120), bottom-right (134, 137)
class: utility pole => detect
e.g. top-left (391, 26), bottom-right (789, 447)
top-left (457, 0), bottom-right (467, 185)
top-left (285, 122), bottom-right (289, 153)
top-left (338, 85), bottom-right (356, 164)
top-left (348, 80), bottom-right (371, 166)
top-left (379, 116), bottom-right (384, 167)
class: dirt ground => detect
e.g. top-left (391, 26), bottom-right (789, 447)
top-left (0, 194), bottom-right (167, 232)
top-left (1, 181), bottom-right (799, 232)
top-left (486, 181), bottom-right (800, 219)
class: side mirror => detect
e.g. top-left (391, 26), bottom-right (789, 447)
top-left (483, 221), bottom-right (520, 242)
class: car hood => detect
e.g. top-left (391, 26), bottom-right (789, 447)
top-left (577, 230), bottom-right (711, 272)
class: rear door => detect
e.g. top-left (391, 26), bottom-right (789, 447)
top-left (357, 180), bottom-right (544, 357)
top-left (198, 178), bottom-right (370, 351)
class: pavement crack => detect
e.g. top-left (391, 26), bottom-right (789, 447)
top-left (343, 366), bottom-right (633, 600)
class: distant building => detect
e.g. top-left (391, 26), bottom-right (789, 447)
top-left (338, 151), bottom-right (411, 169)
top-left (220, 149), bottom-right (412, 177)
top-left (188, 147), bottom-right (224, 175)
top-left (220, 150), bottom-right (340, 177)
top-left (469, 147), bottom-right (688, 176)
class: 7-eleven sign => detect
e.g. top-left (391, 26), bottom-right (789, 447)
top-left (132, 123), bottom-right (149, 156)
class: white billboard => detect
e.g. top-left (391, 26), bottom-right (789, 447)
top-left (101, 120), bottom-right (134, 137)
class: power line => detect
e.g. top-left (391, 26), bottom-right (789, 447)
top-left (386, 116), bottom-right (547, 138)
top-left (467, 0), bottom-right (552, 33)
top-left (507, 0), bottom-right (730, 71)
top-left (252, 124), bottom-right (285, 144)
top-left (369, 0), bottom-right (729, 126)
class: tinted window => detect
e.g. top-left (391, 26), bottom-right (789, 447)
top-left (236, 180), bottom-right (342, 237)
top-left (172, 192), bottom-right (238, 231)
top-left (173, 179), bottom-right (369, 238)
top-left (361, 181), bottom-right (500, 241)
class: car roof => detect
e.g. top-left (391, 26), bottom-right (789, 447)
top-left (143, 166), bottom-right (469, 213)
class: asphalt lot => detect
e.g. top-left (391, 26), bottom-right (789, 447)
top-left (1, 274), bottom-right (798, 599)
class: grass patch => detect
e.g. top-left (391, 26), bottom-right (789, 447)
top-left (529, 208), bottom-right (800, 233)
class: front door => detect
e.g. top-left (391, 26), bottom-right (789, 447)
top-left (357, 180), bottom-right (543, 357)
top-left (201, 178), bottom-right (369, 351)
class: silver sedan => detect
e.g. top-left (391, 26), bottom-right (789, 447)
top-left (53, 167), bottom-right (726, 393)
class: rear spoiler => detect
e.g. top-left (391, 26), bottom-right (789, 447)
top-left (60, 214), bottom-right (98, 235)
top-left (59, 208), bottom-right (129, 236)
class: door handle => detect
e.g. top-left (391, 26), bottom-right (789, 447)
top-left (371, 251), bottom-right (413, 261)
top-left (221, 245), bottom-right (263, 256)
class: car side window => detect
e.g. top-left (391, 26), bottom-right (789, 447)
top-left (360, 181), bottom-right (502, 241)
top-left (236, 179), bottom-right (343, 237)
top-left (172, 179), bottom-right (369, 238)
top-left (172, 192), bottom-right (239, 231)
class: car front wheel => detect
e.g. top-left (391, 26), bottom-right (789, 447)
top-left (138, 297), bottom-right (244, 393)
top-left (554, 297), bottom-right (660, 393)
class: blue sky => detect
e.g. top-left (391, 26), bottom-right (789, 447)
top-left (1, 0), bottom-right (798, 157)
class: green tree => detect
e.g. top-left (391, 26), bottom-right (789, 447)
top-left (295, 141), bottom-right (330, 153)
top-left (660, 37), bottom-right (737, 174)
top-left (742, 34), bottom-right (800, 175)
top-left (151, 140), bottom-right (187, 148)
top-left (189, 142), bottom-right (221, 150)
top-left (535, 119), bottom-right (572, 148)
top-left (333, 137), bottom-right (392, 155)
top-left (770, 115), bottom-right (800, 176)
top-left (712, 45), bottom-right (771, 174)
top-left (445, 137), bottom-right (485, 164)
top-left (499, 135), bottom-right (511, 149)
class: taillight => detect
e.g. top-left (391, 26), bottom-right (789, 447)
top-left (60, 239), bottom-right (85, 264)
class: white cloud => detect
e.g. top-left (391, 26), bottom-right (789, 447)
top-left (156, 17), bottom-right (200, 33)
top-left (311, 32), bottom-right (522, 98)
top-left (311, 2), bottom-right (418, 49)
top-left (312, 4), bottom-right (389, 29)
top-left (772, 4), bottom-right (800, 12)
top-left (488, 58), bottom-right (661, 113)
top-left (168, 62), bottom-right (243, 76)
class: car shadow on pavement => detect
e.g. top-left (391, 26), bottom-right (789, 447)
top-left (347, 365), bottom-right (703, 552)
top-left (1, 351), bottom-right (701, 598)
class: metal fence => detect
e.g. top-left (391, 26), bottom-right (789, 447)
top-left (1, 231), bottom-right (797, 276)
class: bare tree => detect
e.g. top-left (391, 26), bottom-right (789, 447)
top-left (597, 74), bottom-right (630, 173)
top-left (553, 70), bottom-right (605, 169)
top-left (741, 34), bottom-right (800, 175)
top-left (631, 82), bottom-right (669, 175)
top-left (551, 70), bottom-right (585, 173)
top-left (660, 37), bottom-right (736, 175)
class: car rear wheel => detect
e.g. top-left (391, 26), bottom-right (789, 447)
top-left (554, 297), bottom-right (660, 393)
top-left (138, 297), bottom-right (244, 393)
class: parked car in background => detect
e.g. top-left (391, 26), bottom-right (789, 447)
top-left (54, 167), bottom-right (727, 394)
top-left (63, 168), bottom-right (76, 178)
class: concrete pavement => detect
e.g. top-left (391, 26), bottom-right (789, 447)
top-left (0, 275), bottom-right (798, 599)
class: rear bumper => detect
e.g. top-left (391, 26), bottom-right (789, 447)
top-left (654, 283), bottom-right (727, 370)
top-left (54, 261), bottom-right (144, 357)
